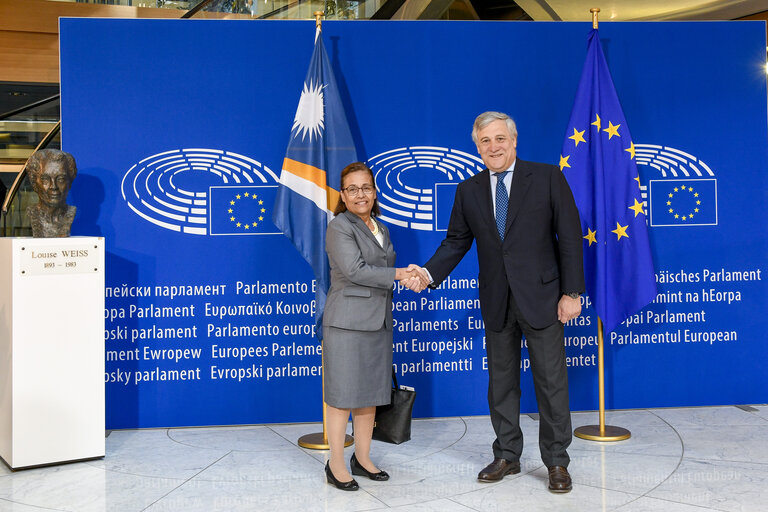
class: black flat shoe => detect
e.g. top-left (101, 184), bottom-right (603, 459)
top-left (325, 462), bottom-right (359, 491)
top-left (350, 453), bottom-right (390, 481)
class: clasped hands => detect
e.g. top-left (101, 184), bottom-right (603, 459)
top-left (395, 264), bottom-right (430, 292)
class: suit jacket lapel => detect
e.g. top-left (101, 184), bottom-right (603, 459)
top-left (343, 211), bottom-right (385, 253)
top-left (379, 221), bottom-right (396, 265)
top-left (377, 218), bottom-right (393, 254)
top-left (504, 159), bottom-right (532, 237)
top-left (474, 170), bottom-right (496, 234)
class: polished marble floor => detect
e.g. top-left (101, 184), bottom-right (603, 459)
top-left (1, 405), bottom-right (766, 511)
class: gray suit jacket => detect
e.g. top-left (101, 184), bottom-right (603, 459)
top-left (324, 211), bottom-right (397, 332)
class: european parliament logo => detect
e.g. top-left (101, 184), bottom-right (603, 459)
top-left (121, 148), bottom-right (280, 236)
top-left (366, 146), bottom-right (485, 232)
top-left (635, 144), bottom-right (718, 227)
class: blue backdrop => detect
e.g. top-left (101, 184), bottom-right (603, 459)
top-left (59, 19), bottom-right (768, 429)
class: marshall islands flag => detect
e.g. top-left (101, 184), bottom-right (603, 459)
top-left (273, 29), bottom-right (359, 338)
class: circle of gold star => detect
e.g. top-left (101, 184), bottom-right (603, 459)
top-left (228, 191), bottom-right (261, 230)
top-left (666, 184), bottom-right (700, 222)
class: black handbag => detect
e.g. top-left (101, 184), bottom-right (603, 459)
top-left (372, 369), bottom-right (416, 444)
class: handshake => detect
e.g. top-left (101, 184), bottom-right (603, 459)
top-left (395, 264), bottom-right (431, 293)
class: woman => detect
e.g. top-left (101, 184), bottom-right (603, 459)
top-left (25, 149), bottom-right (78, 237)
top-left (322, 162), bottom-right (414, 491)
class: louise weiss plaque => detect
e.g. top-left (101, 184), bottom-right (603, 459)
top-left (20, 242), bottom-right (101, 276)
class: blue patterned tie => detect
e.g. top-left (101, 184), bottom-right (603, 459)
top-left (494, 171), bottom-right (509, 240)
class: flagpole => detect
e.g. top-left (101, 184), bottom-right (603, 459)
top-left (574, 318), bottom-right (630, 441)
top-left (573, 8), bottom-right (631, 443)
top-left (297, 10), bottom-right (354, 451)
top-left (314, 10), bottom-right (323, 35)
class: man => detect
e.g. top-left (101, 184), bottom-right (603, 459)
top-left (412, 111), bottom-right (584, 492)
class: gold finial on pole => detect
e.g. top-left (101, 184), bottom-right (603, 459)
top-left (314, 11), bottom-right (325, 31)
top-left (590, 8), bottom-right (600, 29)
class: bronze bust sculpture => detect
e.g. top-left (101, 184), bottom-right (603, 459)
top-left (26, 149), bottom-right (78, 238)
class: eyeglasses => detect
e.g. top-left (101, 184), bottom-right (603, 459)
top-left (342, 185), bottom-right (375, 196)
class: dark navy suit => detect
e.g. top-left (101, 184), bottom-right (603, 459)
top-left (425, 159), bottom-right (584, 467)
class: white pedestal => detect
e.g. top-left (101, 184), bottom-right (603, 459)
top-left (0, 237), bottom-right (105, 469)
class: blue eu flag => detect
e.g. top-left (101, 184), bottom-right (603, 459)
top-left (649, 179), bottom-right (718, 227)
top-left (272, 30), bottom-right (359, 337)
top-left (209, 186), bottom-right (279, 235)
top-left (560, 29), bottom-right (657, 334)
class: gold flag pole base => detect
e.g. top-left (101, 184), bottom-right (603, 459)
top-left (297, 340), bottom-right (354, 450)
top-left (574, 424), bottom-right (630, 442)
top-left (298, 433), bottom-right (354, 450)
top-left (574, 317), bottom-right (631, 442)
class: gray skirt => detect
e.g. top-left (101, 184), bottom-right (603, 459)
top-left (323, 324), bottom-right (393, 409)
